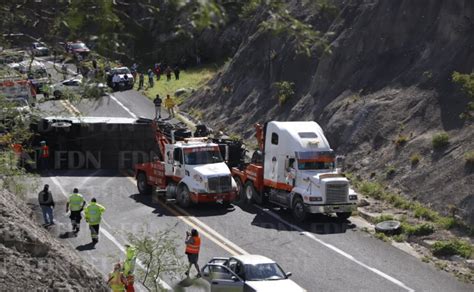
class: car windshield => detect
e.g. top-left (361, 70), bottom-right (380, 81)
top-left (298, 161), bottom-right (335, 170)
top-left (113, 68), bottom-right (131, 74)
top-left (244, 263), bottom-right (286, 281)
top-left (184, 148), bottom-right (223, 165)
top-left (71, 43), bottom-right (87, 49)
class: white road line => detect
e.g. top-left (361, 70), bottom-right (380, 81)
top-left (49, 175), bottom-right (172, 291)
top-left (255, 206), bottom-right (415, 292)
top-left (107, 93), bottom-right (137, 119)
top-left (174, 205), bottom-right (249, 255)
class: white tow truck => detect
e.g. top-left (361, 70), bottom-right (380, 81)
top-left (135, 120), bottom-right (238, 207)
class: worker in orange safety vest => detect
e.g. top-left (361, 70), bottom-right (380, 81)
top-left (184, 229), bottom-right (201, 277)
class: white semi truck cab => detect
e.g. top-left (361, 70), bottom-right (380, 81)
top-left (232, 121), bottom-right (357, 222)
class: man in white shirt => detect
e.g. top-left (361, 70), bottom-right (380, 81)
top-left (112, 73), bottom-right (121, 91)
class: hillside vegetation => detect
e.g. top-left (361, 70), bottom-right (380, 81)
top-left (182, 0), bottom-right (474, 224)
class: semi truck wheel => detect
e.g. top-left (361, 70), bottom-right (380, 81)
top-left (177, 185), bottom-right (191, 208)
top-left (336, 212), bottom-right (352, 220)
top-left (292, 196), bottom-right (307, 222)
top-left (137, 172), bottom-right (152, 195)
top-left (244, 181), bottom-right (262, 204)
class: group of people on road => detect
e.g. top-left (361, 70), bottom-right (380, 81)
top-left (37, 183), bottom-right (202, 290)
top-left (136, 63), bottom-right (181, 90)
top-left (153, 94), bottom-right (176, 119)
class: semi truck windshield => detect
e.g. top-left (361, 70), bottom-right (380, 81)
top-left (184, 149), bottom-right (223, 165)
top-left (298, 161), bottom-right (334, 170)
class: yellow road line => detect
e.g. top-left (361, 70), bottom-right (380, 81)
top-left (125, 175), bottom-right (248, 256)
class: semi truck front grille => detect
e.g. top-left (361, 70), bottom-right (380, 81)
top-left (208, 175), bottom-right (232, 193)
top-left (326, 183), bottom-right (348, 204)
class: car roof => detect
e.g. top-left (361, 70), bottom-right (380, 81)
top-left (231, 255), bottom-right (276, 265)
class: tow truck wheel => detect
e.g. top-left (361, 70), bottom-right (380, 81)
top-left (233, 176), bottom-right (244, 204)
top-left (244, 181), bottom-right (262, 205)
top-left (336, 212), bottom-right (352, 220)
top-left (292, 196), bottom-right (307, 222)
top-left (137, 172), bottom-right (152, 195)
top-left (177, 185), bottom-right (191, 208)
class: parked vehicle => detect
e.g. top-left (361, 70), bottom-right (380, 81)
top-left (106, 67), bottom-right (134, 91)
top-left (0, 71), bottom-right (36, 106)
top-left (49, 76), bottom-right (106, 99)
top-left (201, 255), bottom-right (305, 292)
top-left (65, 41), bottom-right (90, 58)
top-left (134, 119), bottom-right (238, 207)
top-left (32, 42), bottom-right (49, 56)
top-left (231, 121), bottom-right (358, 222)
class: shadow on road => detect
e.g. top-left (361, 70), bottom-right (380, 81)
top-left (173, 277), bottom-right (209, 291)
top-left (76, 242), bottom-right (96, 251)
top-left (129, 193), bottom-right (235, 218)
top-left (59, 231), bottom-right (77, 239)
top-left (238, 203), bottom-right (355, 235)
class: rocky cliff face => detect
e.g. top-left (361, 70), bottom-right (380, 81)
top-left (0, 189), bottom-right (108, 290)
top-left (183, 0), bottom-right (474, 223)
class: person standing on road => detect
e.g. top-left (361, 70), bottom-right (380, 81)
top-left (138, 72), bottom-right (144, 90)
top-left (107, 262), bottom-right (127, 292)
top-left (123, 244), bottom-right (137, 292)
top-left (66, 188), bottom-right (86, 234)
top-left (185, 229), bottom-right (201, 277)
top-left (38, 184), bottom-right (55, 226)
top-left (61, 63), bottom-right (68, 80)
top-left (112, 73), bottom-right (121, 91)
top-left (164, 95), bottom-right (176, 118)
top-left (84, 198), bottom-right (106, 245)
top-left (153, 94), bottom-right (162, 119)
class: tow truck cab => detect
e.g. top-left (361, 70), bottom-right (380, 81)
top-left (163, 139), bottom-right (237, 204)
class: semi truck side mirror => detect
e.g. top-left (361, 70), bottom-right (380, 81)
top-left (336, 155), bottom-right (345, 173)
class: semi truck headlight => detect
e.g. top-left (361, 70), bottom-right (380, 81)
top-left (309, 197), bottom-right (323, 202)
top-left (349, 195), bottom-right (358, 200)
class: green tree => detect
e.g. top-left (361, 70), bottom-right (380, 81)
top-left (127, 228), bottom-right (186, 291)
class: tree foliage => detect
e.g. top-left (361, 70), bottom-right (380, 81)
top-left (127, 227), bottom-right (186, 291)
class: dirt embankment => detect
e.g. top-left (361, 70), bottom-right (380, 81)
top-left (183, 0), bottom-right (474, 223)
top-left (0, 189), bottom-right (108, 291)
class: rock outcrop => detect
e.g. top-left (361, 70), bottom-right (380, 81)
top-left (0, 189), bottom-right (108, 291)
top-left (183, 0), bottom-right (474, 223)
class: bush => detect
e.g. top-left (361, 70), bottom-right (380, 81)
top-left (385, 165), bottom-right (396, 178)
top-left (273, 81), bottom-right (295, 106)
top-left (374, 232), bottom-right (390, 242)
top-left (358, 181), bottom-right (385, 199)
top-left (432, 132), bottom-right (449, 149)
top-left (410, 153), bottom-right (421, 165)
top-left (402, 223), bottom-right (435, 236)
top-left (412, 203), bottom-right (439, 221)
top-left (464, 150), bottom-right (474, 164)
top-left (432, 239), bottom-right (473, 258)
top-left (395, 135), bottom-right (408, 147)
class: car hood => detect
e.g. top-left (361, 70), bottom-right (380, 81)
top-left (192, 162), bottom-right (231, 177)
top-left (246, 279), bottom-right (305, 292)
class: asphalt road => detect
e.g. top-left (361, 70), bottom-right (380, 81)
top-left (25, 62), bottom-right (473, 291)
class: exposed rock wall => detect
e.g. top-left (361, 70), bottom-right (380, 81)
top-left (0, 189), bottom-right (108, 291)
top-left (183, 0), bottom-right (474, 223)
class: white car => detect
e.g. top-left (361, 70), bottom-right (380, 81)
top-left (32, 42), bottom-right (49, 56)
top-left (49, 77), bottom-right (106, 99)
top-left (201, 255), bottom-right (305, 292)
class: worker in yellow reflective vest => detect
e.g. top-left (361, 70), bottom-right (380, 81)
top-left (84, 198), bottom-right (106, 245)
top-left (66, 188), bottom-right (86, 234)
top-left (123, 244), bottom-right (137, 292)
top-left (107, 262), bottom-right (126, 292)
